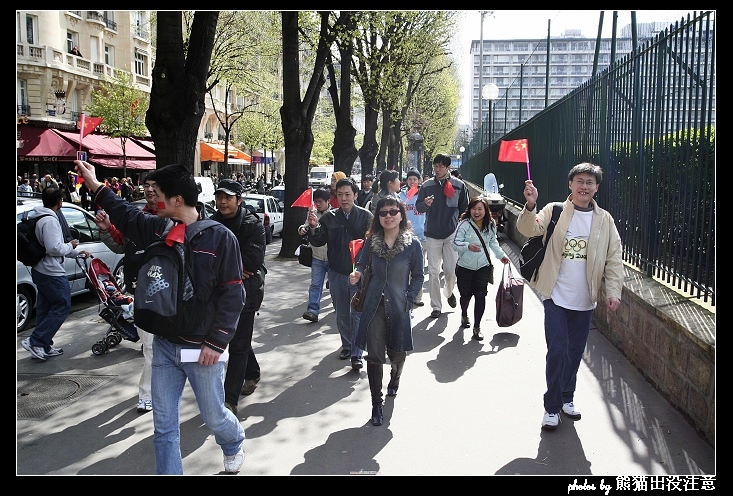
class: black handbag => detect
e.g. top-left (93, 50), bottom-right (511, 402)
top-left (297, 236), bottom-right (313, 267)
top-left (350, 246), bottom-right (372, 312)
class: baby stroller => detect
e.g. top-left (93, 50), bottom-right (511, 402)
top-left (76, 255), bottom-right (139, 355)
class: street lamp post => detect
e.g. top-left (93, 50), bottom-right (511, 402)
top-left (459, 146), bottom-right (465, 168)
top-left (482, 83), bottom-right (499, 148)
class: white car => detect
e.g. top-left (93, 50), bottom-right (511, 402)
top-left (16, 195), bottom-right (126, 332)
top-left (242, 193), bottom-right (284, 244)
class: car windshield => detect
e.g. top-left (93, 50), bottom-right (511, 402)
top-left (243, 198), bottom-right (265, 213)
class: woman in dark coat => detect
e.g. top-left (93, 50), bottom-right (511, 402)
top-left (349, 197), bottom-right (424, 426)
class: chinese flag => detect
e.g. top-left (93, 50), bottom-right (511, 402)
top-left (291, 188), bottom-right (313, 208)
top-left (406, 184), bottom-right (418, 200)
top-left (498, 139), bottom-right (529, 163)
top-left (443, 179), bottom-right (455, 199)
top-left (78, 114), bottom-right (104, 140)
top-left (349, 239), bottom-right (365, 265)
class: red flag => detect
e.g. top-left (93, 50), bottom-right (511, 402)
top-left (498, 139), bottom-right (529, 163)
top-left (291, 188), bottom-right (313, 208)
top-left (78, 114), bottom-right (104, 140)
top-left (406, 184), bottom-right (418, 200)
top-left (349, 239), bottom-right (365, 265)
top-left (443, 179), bottom-right (455, 199)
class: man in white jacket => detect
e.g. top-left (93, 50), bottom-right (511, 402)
top-left (21, 186), bottom-right (91, 360)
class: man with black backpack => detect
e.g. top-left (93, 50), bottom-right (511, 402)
top-left (21, 186), bottom-right (91, 361)
top-left (75, 160), bottom-right (246, 475)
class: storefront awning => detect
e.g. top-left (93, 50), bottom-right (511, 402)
top-left (17, 126), bottom-right (79, 162)
top-left (89, 157), bottom-right (156, 170)
top-left (53, 130), bottom-right (157, 161)
top-left (200, 142), bottom-right (251, 163)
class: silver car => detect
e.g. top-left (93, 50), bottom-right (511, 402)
top-left (16, 195), bottom-right (126, 332)
top-left (242, 193), bottom-right (284, 244)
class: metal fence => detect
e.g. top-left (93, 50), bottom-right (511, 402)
top-left (461, 11), bottom-right (715, 306)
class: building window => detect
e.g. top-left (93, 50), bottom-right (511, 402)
top-left (67, 31), bottom-right (79, 53)
top-left (135, 50), bottom-right (148, 77)
top-left (105, 44), bottom-right (114, 66)
top-left (25, 14), bottom-right (38, 44)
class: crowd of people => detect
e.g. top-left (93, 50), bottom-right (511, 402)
top-left (18, 155), bottom-right (624, 473)
top-left (18, 172), bottom-right (140, 211)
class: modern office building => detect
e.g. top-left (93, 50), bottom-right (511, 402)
top-left (469, 21), bottom-right (675, 140)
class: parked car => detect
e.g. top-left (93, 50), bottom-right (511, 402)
top-left (194, 176), bottom-right (216, 208)
top-left (132, 199), bottom-right (216, 218)
top-left (16, 195), bottom-right (126, 332)
top-left (242, 193), bottom-right (284, 244)
top-left (270, 184), bottom-right (285, 209)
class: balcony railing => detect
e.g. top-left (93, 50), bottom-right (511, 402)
top-left (17, 105), bottom-right (31, 116)
top-left (86, 11), bottom-right (116, 31)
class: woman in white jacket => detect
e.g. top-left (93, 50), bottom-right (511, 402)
top-left (452, 197), bottom-right (510, 340)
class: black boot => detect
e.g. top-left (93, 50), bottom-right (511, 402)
top-left (367, 362), bottom-right (384, 426)
top-left (387, 361), bottom-right (404, 397)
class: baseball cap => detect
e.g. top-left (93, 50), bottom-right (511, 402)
top-left (216, 179), bottom-right (243, 196)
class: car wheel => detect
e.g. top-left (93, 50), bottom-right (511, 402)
top-left (113, 261), bottom-right (126, 294)
top-left (17, 286), bottom-right (33, 333)
top-left (266, 226), bottom-right (273, 244)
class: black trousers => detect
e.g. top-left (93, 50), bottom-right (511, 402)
top-left (223, 310), bottom-right (260, 405)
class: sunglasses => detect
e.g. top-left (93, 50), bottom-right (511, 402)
top-left (378, 209), bottom-right (400, 217)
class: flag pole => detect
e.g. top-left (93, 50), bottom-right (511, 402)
top-left (79, 113), bottom-right (85, 151)
top-left (526, 159), bottom-right (531, 181)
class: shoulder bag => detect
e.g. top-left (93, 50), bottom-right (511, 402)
top-left (519, 202), bottom-right (563, 282)
top-left (468, 223), bottom-right (495, 285)
top-left (350, 244), bottom-right (372, 312)
top-left (495, 264), bottom-right (524, 327)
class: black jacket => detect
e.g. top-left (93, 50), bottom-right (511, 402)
top-left (95, 186), bottom-right (245, 353)
top-left (212, 206), bottom-right (266, 313)
top-left (309, 205), bottom-right (373, 275)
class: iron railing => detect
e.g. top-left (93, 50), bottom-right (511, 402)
top-left (461, 11), bottom-right (715, 306)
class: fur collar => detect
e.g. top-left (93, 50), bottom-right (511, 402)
top-left (370, 230), bottom-right (413, 260)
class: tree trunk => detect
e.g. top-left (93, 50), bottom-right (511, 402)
top-left (359, 100), bottom-right (379, 178)
top-left (329, 13), bottom-right (359, 176)
top-left (146, 11), bottom-right (218, 170)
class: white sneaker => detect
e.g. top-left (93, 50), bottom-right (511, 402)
top-left (541, 411), bottom-right (560, 430)
top-left (223, 448), bottom-right (244, 473)
top-left (562, 402), bottom-right (582, 420)
top-left (45, 346), bottom-right (64, 357)
top-left (136, 399), bottom-right (153, 413)
top-left (21, 338), bottom-right (47, 361)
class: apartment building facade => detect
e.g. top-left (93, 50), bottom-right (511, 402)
top-left (16, 10), bottom-right (277, 182)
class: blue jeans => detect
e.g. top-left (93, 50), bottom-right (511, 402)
top-left (307, 258), bottom-right (329, 315)
top-left (30, 268), bottom-right (71, 352)
top-left (542, 299), bottom-right (593, 414)
top-left (152, 337), bottom-right (245, 474)
top-left (328, 270), bottom-right (362, 358)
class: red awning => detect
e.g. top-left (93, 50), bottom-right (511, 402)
top-left (90, 157), bottom-right (156, 170)
top-left (53, 130), bottom-right (157, 161)
top-left (17, 126), bottom-right (79, 162)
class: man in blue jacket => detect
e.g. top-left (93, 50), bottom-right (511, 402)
top-left (75, 160), bottom-right (246, 475)
top-left (415, 154), bottom-right (470, 318)
top-left (307, 177), bottom-right (373, 370)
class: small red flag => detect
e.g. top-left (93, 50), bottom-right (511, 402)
top-left (498, 139), bottom-right (529, 163)
top-left (349, 239), bottom-right (365, 265)
top-left (291, 188), bottom-right (313, 208)
top-left (443, 179), bottom-right (455, 199)
top-left (406, 184), bottom-right (418, 200)
top-left (78, 114), bottom-right (104, 140)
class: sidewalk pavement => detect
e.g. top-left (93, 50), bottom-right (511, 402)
top-left (16, 238), bottom-right (715, 476)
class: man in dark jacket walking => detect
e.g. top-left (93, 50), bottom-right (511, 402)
top-left (307, 177), bottom-right (373, 369)
top-left (212, 179), bottom-right (267, 415)
top-left (415, 154), bottom-right (470, 318)
top-left (75, 160), bottom-right (246, 475)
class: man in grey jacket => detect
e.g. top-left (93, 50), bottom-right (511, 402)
top-left (21, 187), bottom-right (91, 361)
top-left (415, 154), bottom-right (470, 318)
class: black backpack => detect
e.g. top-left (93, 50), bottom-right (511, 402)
top-left (17, 212), bottom-right (54, 266)
top-left (133, 219), bottom-right (218, 337)
top-left (519, 203), bottom-right (562, 282)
